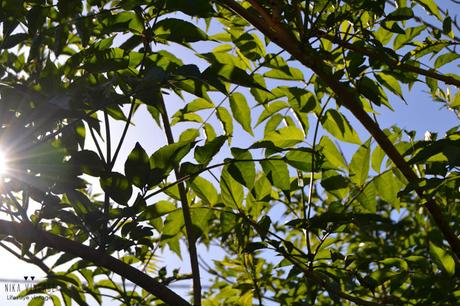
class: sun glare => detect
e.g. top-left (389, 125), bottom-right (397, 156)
top-left (0, 151), bottom-right (7, 176)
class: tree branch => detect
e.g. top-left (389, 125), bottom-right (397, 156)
top-left (313, 30), bottom-right (460, 88)
top-left (0, 220), bottom-right (191, 306)
top-left (214, 0), bottom-right (460, 259)
top-left (158, 96), bottom-right (202, 306)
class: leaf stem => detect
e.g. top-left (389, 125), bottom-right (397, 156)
top-left (158, 95), bottom-right (202, 306)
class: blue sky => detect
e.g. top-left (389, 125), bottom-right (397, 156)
top-left (0, 1), bottom-right (459, 305)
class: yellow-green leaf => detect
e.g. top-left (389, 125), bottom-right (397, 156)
top-left (321, 109), bottom-right (361, 144)
top-left (229, 92), bottom-right (253, 136)
top-left (430, 242), bottom-right (455, 276)
top-left (349, 139), bottom-right (371, 186)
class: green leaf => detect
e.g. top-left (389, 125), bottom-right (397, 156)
top-left (203, 123), bottom-right (217, 142)
top-left (380, 257), bottom-right (409, 271)
top-left (452, 91), bottom-right (460, 108)
top-left (220, 166), bottom-right (244, 209)
top-left (203, 63), bottom-right (266, 90)
top-left (199, 51), bottom-right (249, 71)
top-left (28, 297), bottom-right (45, 306)
top-left (374, 171), bottom-right (402, 210)
top-left (150, 141), bottom-right (196, 183)
top-left (321, 170), bottom-right (349, 199)
top-left (229, 92), bottom-right (253, 136)
top-left (263, 126), bottom-right (305, 148)
top-left (58, 0), bottom-right (82, 18)
top-left (263, 114), bottom-right (284, 135)
top-left (84, 48), bottom-right (130, 73)
top-left (393, 25), bottom-right (425, 50)
top-left (220, 212), bottom-right (239, 233)
top-left (141, 201), bottom-right (177, 220)
top-left (385, 7), bottom-right (414, 21)
top-left (216, 107), bottom-right (233, 137)
top-left (102, 11), bottom-right (143, 34)
top-left (179, 128), bottom-right (200, 143)
top-left (233, 32), bottom-right (266, 61)
top-left (70, 150), bottom-right (105, 177)
top-left (319, 137), bottom-right (347, 169)
top-left (416, 0), bottom-right (441, 20)
top-left (256, 101), bottom-right (289, 126)
top-left (171, 112), bottom-right (203, 125)
top-left (264, 67), bottom-right (305, 81)
top-left (164, 0), bottom-right (215, 17)
top-left (358, 77), bottom-right (391, 109)
top-left (244, 242), bottom-right (267, 253)
top-left (228, 148), bottom-right (256, 189)
top-left (349, 139), bottom-right (371, 186)
top-left (442, 16), bottom-right (453, 36)
top-left (321, 109), bottom-right (361, 144)
top-left (179, 98), bottom-right (214, 113)
top-left (357, 183), bottom-right (377, 213)
top-left (100, 172), bottom-right (133, 205)
top-left (285, 149), bottom-right (316, 172)
top-left (263, 57), bottom-right (305, 81)
top-left (153, 18), bottom-right (208, 44)
top-left (251, 174), bottom-right (272, 201)
top-left (371, 145), bottom-right (386, 173)
top-left (125, 142), bottom-right (150, 188)
top-left (375, 72), bottom-right (404, 99)
top-left (1, 33), bottom-right (29, 49)
top-left (194, 136), bottom-right (227, 164)
top-left (264, 54), bottom-right (304, 80)
top-left (162, 210), bottom-right (185, 239)
top-left (434, 52), bottom-right (460, 69)
top-left (429, 242), bottom-right (455, 276)
top-left (261, 158), bottom-right (290, 192)
top-left (256, 216), bottom-right (271, 240)
top-left (190, 207), bottom-right (213, 238)
top-left (191, 177), bottom-right (218, 206)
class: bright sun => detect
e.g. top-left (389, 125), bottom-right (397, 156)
top-left (0, 151), bottom-right (7, 176)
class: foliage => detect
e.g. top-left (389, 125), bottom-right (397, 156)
top-left (0, 0), bottom-right (459, 305)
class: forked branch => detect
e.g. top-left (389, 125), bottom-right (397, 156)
top-left (214, 0), bottom-right (460, 259)
top-left (0, 220), bottom-right (191, 306)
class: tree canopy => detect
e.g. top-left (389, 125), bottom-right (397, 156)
top-left (0, 0), bottom-right (459, 305)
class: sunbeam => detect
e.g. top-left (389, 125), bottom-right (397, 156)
top-left (0, 151), bottom-right (7, 176)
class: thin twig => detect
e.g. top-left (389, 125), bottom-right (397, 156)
top-left (158, 95), bottom-right (202, 306)
top-left (214, 0), bottom-right (460, 260)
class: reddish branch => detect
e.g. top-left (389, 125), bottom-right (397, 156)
top-left (313, 30), bottom-right (460, 88)
top-left (214, 0), bottom-right (460, 259)
top-left (0, 220), bottom-right (191, 306)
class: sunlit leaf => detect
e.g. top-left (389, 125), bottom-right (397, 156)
top-left (220, 165), bottom-right (244, 209)
top-left (229, 92), bottom-right (253, 136)
top-left (349, 139), bottom-right (371, 186)
top-left (430, 242), bottom-right (455, 276)
top-left (321, 109), bottom-right (361, 144)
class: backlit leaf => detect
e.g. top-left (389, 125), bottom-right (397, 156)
top-left (153, 18), bottom-right (208, 44)
top-left (229, 92), bottom-right (253, 136)
top-left (350, 139), bottom-right (371, 186)
top-left (125, 142), bottom-right (150, 188)
top-left (430, 242), bottom-right (455, 276)
top-left (216, 107), bottom-right (234, 138)
top-left (261, 158), bottom-right (290, 192)
top-left (321, 109), bottom-right (361, 144)
top-left (100, 172), bottom-right (133, 205)
top-left (220, 166), bottom-right (244, 209)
